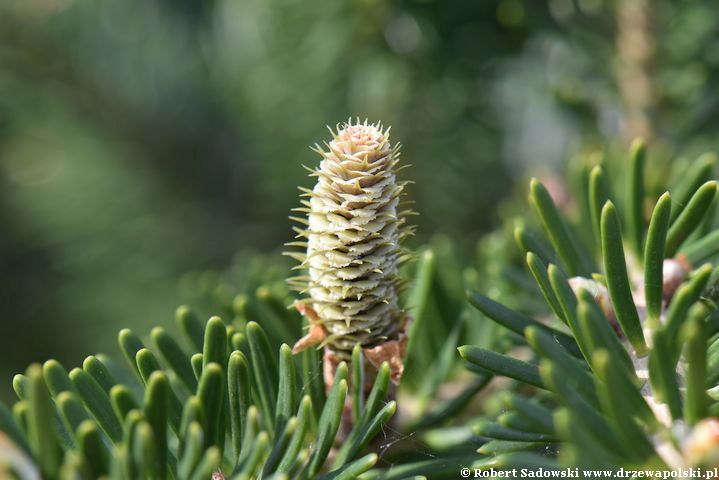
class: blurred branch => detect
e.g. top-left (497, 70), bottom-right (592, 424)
top-left (616, 0), bottom-right (656, 143)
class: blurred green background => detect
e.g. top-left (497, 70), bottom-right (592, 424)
top-left (2, 0), bottom-right (719, 402)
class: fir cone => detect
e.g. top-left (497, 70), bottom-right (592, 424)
top-left (287, 119), bottom-right (414, 385)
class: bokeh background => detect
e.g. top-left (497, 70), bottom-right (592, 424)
top-left (2, 0), bottom-right (719, 401)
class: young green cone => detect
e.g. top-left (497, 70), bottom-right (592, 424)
top-left (288, 119), bottom-right (413, 385)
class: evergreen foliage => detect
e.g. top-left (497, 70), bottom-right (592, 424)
top-left (462, 142), bottom-right (719, 469)
top-left (6, 142), bottom-right (719, 477)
